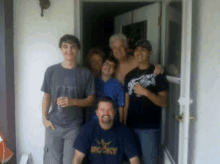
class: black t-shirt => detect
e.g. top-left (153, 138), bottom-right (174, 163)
top-left (74, 119), bottom-right (140, 164)
top-left (124, 65), bottom-right (168, 129)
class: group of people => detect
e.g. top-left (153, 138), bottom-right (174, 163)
top-left (41, 33), bottom-right (169, 164)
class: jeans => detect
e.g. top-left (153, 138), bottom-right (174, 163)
top-left (133, 128), bottom-right (161, 164)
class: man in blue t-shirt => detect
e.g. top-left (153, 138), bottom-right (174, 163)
top-left (73, 97), bottom-right (140, 164)
top-left (89, 56), bottom-right (125, 122)
top-left (124, 39), bottom-right (169, 164)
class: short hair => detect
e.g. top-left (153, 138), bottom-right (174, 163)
top-left (86, 47), bottom-right (105, 69)
top-left (59, 34), bottom-right (81, 49)
top-left (109, 33), bottom-right (128, 49)
top-left (103, 56), bottom-right (118, 69)
top-left (96, 97), bottom-right (116, 110)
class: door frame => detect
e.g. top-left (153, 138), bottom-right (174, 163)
top-left (161, 0), bottom-right (193, 164)
top-left (74, 1), bottom-right (193, 164)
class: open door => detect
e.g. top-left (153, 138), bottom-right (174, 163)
top-left (114, 2), bottom-right (161, 65)
top-left (161, 0), bottom-right (193, 164)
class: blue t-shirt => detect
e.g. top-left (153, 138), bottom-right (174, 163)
top-left (74, 119), bottom-right (140, 164)
top-left (89, 77), bottom-right (125, 121)
top-left (95, 77), bottom-right (124, 109)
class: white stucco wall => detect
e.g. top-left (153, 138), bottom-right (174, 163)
top-left (13, 0), bottom-right (75, 163)
top-left (13, 0), bottom-right (220, 164)
top-left (189, 0), bottom-right (220, 164)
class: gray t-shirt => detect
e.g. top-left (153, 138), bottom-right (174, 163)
top-left (41, 63), bottom-right (95, 128)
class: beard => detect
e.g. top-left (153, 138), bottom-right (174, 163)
top-left (101, 115), bottom-right (113, 125)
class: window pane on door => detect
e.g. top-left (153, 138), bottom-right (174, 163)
top-left (164, 82), bottom-right (180, 164)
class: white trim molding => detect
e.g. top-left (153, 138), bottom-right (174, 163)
top-left (163, 146), bottom-right (176, 164)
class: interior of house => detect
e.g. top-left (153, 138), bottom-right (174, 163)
top-left (0, 0), bottom-right (220, 164)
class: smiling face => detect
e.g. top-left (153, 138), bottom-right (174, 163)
top-left (101, 60), bottom-right (115, 77)
top-left (96, 101), bottom-right (115, 130)
top-left (90, 54), bottom-right (103, 72)
top-left (134, 46), bottom-right (152, 64)
top-left (112, 39), bottom-right (127, 61)
top-left (60, 42), bottom-right (79, 62)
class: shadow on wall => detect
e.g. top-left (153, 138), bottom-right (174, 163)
top-left (19, 153), bottom-right (33, 164)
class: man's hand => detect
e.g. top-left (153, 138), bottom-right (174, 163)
top-left (154, 64), bottom-right (164, 75)
top-left (57, 97), bottom-right (74, 108)
top-left (43, 118), bottom-right (55, 130)
top-left (129, 156), bottom-right (140, 164)
top-left (133, 84), bottom-right (148, 96)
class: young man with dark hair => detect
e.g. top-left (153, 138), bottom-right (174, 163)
top-left (89, 56), bottom-right (124, 123)
top-left (41, 34), bottom-right (95, 164)
top-left (73, 97), bottom-right (140, 164)
top-left (124, 39), bottom-right (169, 164)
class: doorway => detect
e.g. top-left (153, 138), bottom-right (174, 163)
top-left (82, 2), bottom-right (153, 65)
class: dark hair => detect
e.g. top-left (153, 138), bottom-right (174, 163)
top-left (59, 34), bottom-right (81, 49)
top-left (96, 97), bottom-right (116, 110)
top-left (103, 56), bottom-right (118, 69)
top-left (86, 47), bottom-right (105, 69)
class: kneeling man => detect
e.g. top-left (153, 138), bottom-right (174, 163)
top-left (72, 97), bottom-right (140, 164)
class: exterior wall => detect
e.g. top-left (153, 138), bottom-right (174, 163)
top-left (189, 0), bottom-right (220, 164)
top-left (13, 0), bottom-right (75, 163)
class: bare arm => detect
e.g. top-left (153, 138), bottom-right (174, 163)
top-left (73, 95), bottom-right (96, 107)
top-left (124, 93), bottom-right (129, 125)
top-left (42, 93), bottom-right (55, 129)
top-left (57, 95), bottom-right (96, 108)
top-left (129, 156), bottom-right (140, 164)
top-left (134, 84), bottom-right (168, 107)
top-left (72, 149), bottom-right (85, 164)
top-left (145, 90), bottom-right (168, 107)
top-left (119, 107), bottom-right (124, 123)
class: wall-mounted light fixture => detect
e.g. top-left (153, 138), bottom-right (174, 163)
top-left (39, 0), bottom-right (51, 17)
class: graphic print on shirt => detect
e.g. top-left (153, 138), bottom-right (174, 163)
top-left (53, 84), bottom-right (77, 111)
top-left (127, 74), bottom-right (156, 95)
top-left (90, 139), bottom-right (118, 155)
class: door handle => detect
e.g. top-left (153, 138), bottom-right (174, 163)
top-left (172, 113), bottom-right (196, 122)
top-left (173, 113), bottom-right (184, 122)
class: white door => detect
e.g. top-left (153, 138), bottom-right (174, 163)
top-left (161, 0), bottom-right (193, 164)
top-left (114, 2), bottom-right (161, 65)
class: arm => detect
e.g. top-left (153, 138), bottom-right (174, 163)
top-left (57, 95), bottom-right (96, 108)
top-left (72, 149), bottom-right (85, 164)
top-left (119, 107), bottom-right (124, 123)
top-left (133, 84), bottom-right (168, 107)
top-left (42, 93), bottom-right (55, 129)
top-left (72, 95), bottom-right (96, 107)
top-left (129, 156), bottom-right (140, 164)
top-left (124, 93), bottom-right (129, 125)
top-left (145, 90), bottom-right (168, 107)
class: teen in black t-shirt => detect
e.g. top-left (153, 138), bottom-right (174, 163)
top-left (124, 39), bottom-right (168, 164)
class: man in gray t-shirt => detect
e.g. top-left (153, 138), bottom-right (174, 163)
top-left (41, 34), bottom-right (95, 164)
